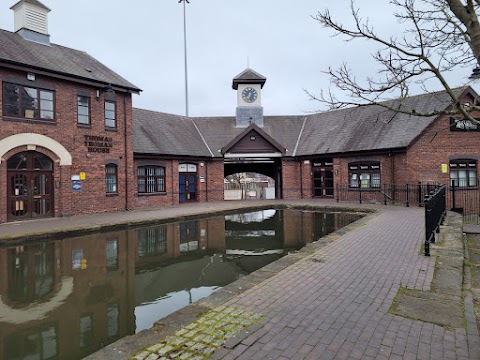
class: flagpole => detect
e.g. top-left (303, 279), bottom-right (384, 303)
top-left (179, 0), bottom-right (190, 117)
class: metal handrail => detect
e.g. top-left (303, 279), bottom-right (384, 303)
top-left (424, 185), bottom-right (446, 256)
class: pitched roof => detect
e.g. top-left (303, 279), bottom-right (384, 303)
top-left (221, 123), bottom-right (286, 154)
top-left (133, 87), bottom-right (473, 159)
top-left (10, 0), bottom-right (50, 11)
top-left (294, 87), bottom-right (469, 156)
top-left (133, 108), bottom-right (212, 157)
top-left (193, 115), bottom-right (305, 157)
top-left (232, 68), bottom-right (267, 89)
top-left (0, 29), bottom-right (140, 92)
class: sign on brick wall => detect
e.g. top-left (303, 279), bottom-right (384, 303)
top-left (84, 135), bottom-right (113, 153)
top-left (450, 117), bottom-right (480, 131)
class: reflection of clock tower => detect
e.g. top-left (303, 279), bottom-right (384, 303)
top-left (232, 68), bottom-right (266, 127)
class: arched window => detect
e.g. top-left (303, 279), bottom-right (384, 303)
top-left (137, 166), bottom-right (165, 193)
top-left (349, 162), bottom-right (381, 189)
top-left (105, 164), bottom-right (118, 194)
top-left (450, 159), bottom-right (477, 187)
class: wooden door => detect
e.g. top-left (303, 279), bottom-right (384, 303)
top-left (7, 152), bottom-right (53, 221)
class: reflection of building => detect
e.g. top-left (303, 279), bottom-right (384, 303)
top-left (0, 209), bottom-right (360, 359)
top-left (0, 234), bottom-right (136, 360)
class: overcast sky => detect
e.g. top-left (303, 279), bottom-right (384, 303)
top-left (0, 0), bottom-right (476, 117)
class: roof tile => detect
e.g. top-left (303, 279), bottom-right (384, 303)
top-left (0, 29), bottom-right (140, 92)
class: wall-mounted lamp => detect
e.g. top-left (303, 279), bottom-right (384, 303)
top-left (96, 90), bottom-right (100, 100)
top-left (250, 135), bottom-right (256, 141)
top-left (27, 73), bottom-right (35, 81)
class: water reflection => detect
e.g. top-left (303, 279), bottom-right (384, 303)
top-left (0, 209), bottom-right (361, 360)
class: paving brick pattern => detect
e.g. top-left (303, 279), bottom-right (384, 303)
top-left (218, 207), bottom-right (474, 359)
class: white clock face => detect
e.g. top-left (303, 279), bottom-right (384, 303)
top-left (242, 87), bottom-right (258, 103)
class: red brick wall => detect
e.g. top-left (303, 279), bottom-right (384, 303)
top-left (133, 159), bottom-right (177, 209)
top-left (282, 159), bottom-right (301, 199)
top-left (133, 158), bottom-right (225, 209)
top-left (405, 113), bottom-right (480, 184)
top-left (0, 68), bottom-right (134, 222)
top-left (206, 159), bottom-right (225, 202)
top-left (301, 160), bottom-right (313, 198)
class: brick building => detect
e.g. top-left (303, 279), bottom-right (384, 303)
top-left (132, 68), bottom-right (480, 210)
top-left (1, 0), bottom-right (479, 223)
top-left (0, 0), bottom-right (140, 223)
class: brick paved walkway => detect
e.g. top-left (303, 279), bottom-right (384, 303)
top-left (215, 207), bottom-right (472, 360)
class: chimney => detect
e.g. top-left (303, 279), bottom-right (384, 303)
top-left (10, 0), bottom-right (51, 45)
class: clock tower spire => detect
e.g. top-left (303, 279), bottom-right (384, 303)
top-left (232, 68), bottom-right (266, 127)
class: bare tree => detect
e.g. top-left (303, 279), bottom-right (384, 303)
top-left (310, 0), bottom-right (480, 122)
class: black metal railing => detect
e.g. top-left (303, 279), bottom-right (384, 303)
top-left (424, 185), bottom-right (446, 256)
top-left (449, 181), bottom-right (480, 224)
top-left (335, 183), bottom-right (441, 207)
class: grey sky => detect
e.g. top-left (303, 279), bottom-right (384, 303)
top-left (0, 1), bottom-right (475, 117)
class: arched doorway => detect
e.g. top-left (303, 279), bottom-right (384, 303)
top-left (7, 151), bottom-right (54, 221)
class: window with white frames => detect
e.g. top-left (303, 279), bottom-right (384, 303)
top-left (450, 159), bottom-right (477, 187)
top-left (349, 162), bottom-right (381, 189)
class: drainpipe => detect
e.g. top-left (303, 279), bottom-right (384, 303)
top-left (390, 151), bottom-right (395, 183)
top-left (205, 160), bottom-right (208, 202)
top-left (172, 161), bottom-right (175, 205)
top-left (300, 160), bottom-right (303, 199)
top-left (124, 93), bottom-right (129, 211)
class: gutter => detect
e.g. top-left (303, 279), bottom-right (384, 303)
top-left (0, 60), bottom-right (141, 94)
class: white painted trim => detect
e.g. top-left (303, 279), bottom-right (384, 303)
top-left (0, 133), bottom-right (72, 165)
top-left (224, 152), bottom-right (283, 158)
top-left (191, 119), bottom-right (214, 157)
top-left (293, 116), bottom-right (307, 157)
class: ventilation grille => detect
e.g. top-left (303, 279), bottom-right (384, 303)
top-left (25, 8), bottom-right (47, 34)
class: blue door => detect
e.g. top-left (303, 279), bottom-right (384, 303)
top-left (179, 173), bottom-right (196, 203)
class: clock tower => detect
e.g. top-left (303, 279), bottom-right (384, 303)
top-left (232, 68), bottom-right (266, 127)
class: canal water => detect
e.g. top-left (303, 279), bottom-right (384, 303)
top-left (0, 208), bottom-right (362, 360)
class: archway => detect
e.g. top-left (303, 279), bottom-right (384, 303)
top-left (0, 133), bottom-right (72, 165)
top-left (224, 172), bottom-right (276, 200)
top-left (224, 157), bottom-right (282, 200)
